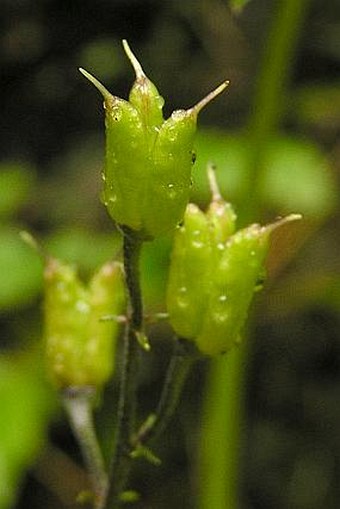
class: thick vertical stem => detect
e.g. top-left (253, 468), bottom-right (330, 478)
top-left (121, 227), bottom-right (143, 331)
top-left (198, 1), bottom-right (311, 508)
top-left (103, 228), bottom-right (143, 509)
top-left (242, 0), bottom-right (311, 223)
top-left (62, 387), bottom-right (108, 508)
top-left (198, 345), bottom-right (246, 509)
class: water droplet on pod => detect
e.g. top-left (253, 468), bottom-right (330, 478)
top-left (167, 183), bottom-right (176, 199)
top-left (76, 300), bottom-right (90, 314)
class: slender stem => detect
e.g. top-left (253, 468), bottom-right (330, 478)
top-left (62, 386), bottom-right (108, 509)
top-left (132, 339), bottom-right (198, 448)
top-left (103, 228), bottom-right (143, 509)
top-left (121, 227), bottom-right (143, 331)
top-left (198, 1), bottom-right (312, 508)
top-left (242, 0), bottom-right (311, 223)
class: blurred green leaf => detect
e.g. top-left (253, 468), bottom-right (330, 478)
top-left (229, 0), bottom-right (251, 14)
top-left (0, 355), bottom-right (55, 509)
top-left (0, 162), bottom-right (35, 219)
top-left (294, 82), bottom-right (340, 130)
top-left (45, 228), bottom-right (121, 274)
top-left (260, 137), bottom-right (337, 218)
top-left (263, 271), bottom-right (340, 319)
top-left (78, 37), bottom-right (125, 82)
top-left (0, 227), bottom-right (42, 311)
top-left (193, 130), bottom-right (337, 220)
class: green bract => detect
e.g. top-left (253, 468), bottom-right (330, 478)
top-left (80, 41), bottom-right (229, 239)
top-left (166, 171), bottom-right (301, 355)
top-left (44, 258), bottom-right (125, 389)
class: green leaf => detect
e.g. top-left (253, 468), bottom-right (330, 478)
top-left (294, 82), bottom-right (340, 130)
top-left (45, 228), bottom-right (121, 274)
top-left (260, 136), bottom-right (337, 218)
top-left (0, 355), bottom-right (55, 509)
top-left (193, 131), bottom-right (337, 220)
top-left (229, 0), bottom-right (251, 14)
top-left (0, 227), bottom-right (43, 311)
top-left (0, 162), bottom-right (35, 219)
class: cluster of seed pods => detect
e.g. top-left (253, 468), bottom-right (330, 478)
top-left (166, 167), bottom-right (300, 356)
top-left (80, 41), bottom-right (229, 239)
top-left (44, 258), bottom-right (125, 388)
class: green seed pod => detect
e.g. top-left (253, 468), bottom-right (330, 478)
top-left (195, 215), bottom-right (301, 356)
top-left (166, 204), bottom-right (212, 340)
top-left (80, 41), bottom-right (229, 239)
top-left (85, 261), bottom-right (126, 386)
top-left (44, 258), bottom-right (125, 389)
top-left (103, 95), bottom-right (147, 233)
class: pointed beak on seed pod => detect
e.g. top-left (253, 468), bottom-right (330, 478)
top-left (195, 214), bottom-right (301, 356)
top-left (44, 258), bottom-right (126, 389)
top-left (166, 173), bottom-right (302, 356)
top-left (206, 163), bottom-right (236, 249)
top-left (79, 41), bottom-right (229, 239)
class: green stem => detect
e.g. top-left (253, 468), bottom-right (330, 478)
top-left (197, 345), bottom-right (246, 509)
top-left (121, 227), bottom-right (144, 332)
top-left (103, 228), bottom-right (143, 509)
top-left (62, 387), bottom-right (108, 508)
top-left (132, 339), bottom-right (198, 449)
top-left (242, 0), bottom-right (311, 222)
top-left (198, 1), bottom-right (311, 508)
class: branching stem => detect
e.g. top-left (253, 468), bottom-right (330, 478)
top-left (62, 387), bottom-right (108, 509)
top-left (132, 339), bottom-right (198, 449)
top-left (103, 227), bottom-right (143, 509)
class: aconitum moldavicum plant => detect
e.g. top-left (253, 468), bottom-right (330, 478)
top-left (41, 41), bottom-right (300, 509)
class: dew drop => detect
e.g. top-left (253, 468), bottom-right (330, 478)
top-left (108, 195), bottom-right (117, 204)
top-left (177, 286), bottom-right (188, 308)
top-left (214, 311), bottom-right (228, 324)
top-left (219, 295), bottom-right (227, 302)
top-left (167, 183), bottom-right (176, 199)
top-left (76, 300), bottom-right (90, 314)
top-left (111, 108), bottom-right (122, 122)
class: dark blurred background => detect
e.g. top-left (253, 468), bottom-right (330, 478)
top-left (1, 0), bottom-right (340, 508)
